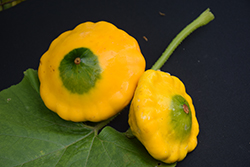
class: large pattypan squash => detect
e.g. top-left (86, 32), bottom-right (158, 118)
top-left (38, 21), bottom-right (145, 122)
top-left (128, 70), bottom-right (199, 163)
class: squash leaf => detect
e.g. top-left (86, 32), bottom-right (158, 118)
top-left (0, 69), bottom-right (176, 167)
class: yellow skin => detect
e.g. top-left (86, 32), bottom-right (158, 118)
top-left (128, 69), bottom-right (199, 163)
top-left (38, 21), bottom-right (145, 122)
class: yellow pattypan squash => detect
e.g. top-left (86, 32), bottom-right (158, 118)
top-left (128, 9), bottom-right (214, 163)
top-left (38, 21), bottom-right (145, 122)
top-left (128, 70), bottom-right (199, 163)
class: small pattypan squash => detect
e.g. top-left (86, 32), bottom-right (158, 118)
top-left (128, 69), bottom-right (199, 163)
top-left (38, 21), bottom-right (145, 122)
top-left (128, 9), bottom-right (214, 163)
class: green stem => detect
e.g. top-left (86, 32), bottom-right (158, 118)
top-left (93, 113), bottom-right (119, 136)
top-left (151, 8), bottom-right (215, 71)
top-left (125, 127), bottom-right (135, 138)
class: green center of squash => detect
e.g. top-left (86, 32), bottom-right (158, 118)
top-left (59, 47), bottom-right (101, 94)
top-left (170, 95), bottom-right (192, 139)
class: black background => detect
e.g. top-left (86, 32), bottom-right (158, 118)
top-left (1, 0), bottom-right (250, 166)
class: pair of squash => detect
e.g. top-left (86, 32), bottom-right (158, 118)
top-left (38, 12), bottom-right (213, 162)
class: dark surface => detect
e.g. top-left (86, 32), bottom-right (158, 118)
top-left (1, 0), bottom-right (250, 166)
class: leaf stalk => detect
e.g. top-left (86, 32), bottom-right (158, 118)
top-left (93, 114), bottom-right (118, 136)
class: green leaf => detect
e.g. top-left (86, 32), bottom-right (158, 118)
top-left (0, 0), bottom-right (26, 11)
top-left (0, 69), bottom-right (176, 167)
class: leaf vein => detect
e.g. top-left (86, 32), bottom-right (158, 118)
top-left (53, 147), bottom-right (67, 167)
top-left (8, 87), bottom-right (87, 131)
top-left (1, 134), bottom-right (65, 147)
top-left (100, 139), bottom-right (139, 154)
top-left (8, 130), bottom-right (94, 167)
top-left (100, 140), bottom-right (118, 167)
top-left (84, 135), bottom-right (95, 167)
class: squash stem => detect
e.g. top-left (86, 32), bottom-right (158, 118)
top-left (151, 8), bottom-right (214, 71)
